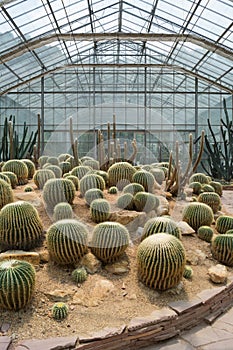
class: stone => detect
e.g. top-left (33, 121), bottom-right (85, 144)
top-left (37, 249), bottom-right (50, 263)
top-left (104, 261), bottom-right (130, 274)
top-left (91, 279), bottom-right (115, 299)
top-left (208, 264), bottom-right (228, 284)
top-left (14, 192), bottom-right (42, 207)
top-left (0, 250), bottom-right (40, 265)
top-left (177, 221), bottom-right (195, 235)
top-left (186, 249), bottom-right (207, 265)
top-left (44, 289), bottom-right (75, 302)
top-left (0, 336), bottom-right (12, 350)
top-left (0, 323), bottom-right (10, 333)
top-left (79, 252), bottom-right (102, 274)
top-left (15, 336), bottom-right (78, 350)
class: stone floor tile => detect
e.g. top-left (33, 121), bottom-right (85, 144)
top-left (15, 336), bottom-right (78, 350)
top-left (0, 336), bottom-right (12, 350)
top-left (214, 306), bottom-right (233, 325)
top-left (139, 337), bottom-right (195, 350)
top-left (199, 338), bottom-right (233, 350)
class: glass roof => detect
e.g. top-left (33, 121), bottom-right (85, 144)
top-left (0, 0), bottom-right (232, 95)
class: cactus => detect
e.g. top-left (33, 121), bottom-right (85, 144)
top-left (72, 267), bottom-right (88, 283)
top-left (2, 159), bottom-right (28, 185)
top-left (182, 202), bottom-right (214, 231)
top-left (46, 219), bottom-right (88, 265)
top-left (189, 173), bottom-right (209, 185)
top-left (141, 217), bottom-right (182, 241)
top-left (33, 168), bottom-right (55, 189)
top-left (53, 202), bottom-right (73, 221)
top-left (183, 265), bottom-right (193, 279)
top-left (38, 155), bottom-right (48, 168)
top-left (132, 170), bottom-right (155, 192)
top-left (108, 186), bottom-right (118, 194)
top-left (201, 184), bottom-right (215, 193)
top-left (117, 193), bottom-right (134, 210)
top-left (22, 159), bottom-right (36, 179)
top-left (24, 186), bottom-right (34, 192)
top-left (94, 170), bottom-right (109, 186)
top-left (80, 173), bottom-right (105, 196)
top-left (63, 175), bottom-right (79, 191)
top-left (123, 183), bottom-right (145, 195)
top-left (0, 259), bottom-right (36, 310)
top-left (82, 159), bottom-right (100, 170)
top-left (211, 233), bottom-right (233, 266)
top-left (85, 188), bottom-right (104, 206)
top-left (59, 161), bottom-right (71, 175)
top-left (209, 181), bottom-right (223, 196)
top-left (90, 221), bottom-right (130, 263)
top-left (108, 162), bottom-right (136, 190)
top-left (90, 199), bottom-right (110, 223)
top-left (149, 168), bottom-right (165, 185)
top-left (189, 182), bottom-right (202, 195)
top-left (197, 226), bottom-right (214, 243)
top-left (137, 233), bottom-right (186, 290)
top-left (58, 153), bottom-right (71, 162)
top-left (45, 165), bottom-right (62, 178)
top-left (134, 192), bottom-right (159, 213)
top-left (0, 178), bottom-right (14, 210)
top-left (46, 156), bottom-right (59, 166)
top-left (0, 201), bottom-right (44, 251)
top-left (52, 302), bottom-right (69, 320)
top-left (2, 171), bottom-right (18, 188)
top-left (42, 178), bottom-right (76, 212)
top-left (0, 173), bottom-right (11, 185)
top-left (216, 215), bottom-right (233, 234)
top-left (70, 165), bottom-right (92, 180)
top-left (198, 192), bottom-right (221, 213)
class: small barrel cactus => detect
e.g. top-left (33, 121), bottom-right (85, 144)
top-left (201, 184), bottom-right (215, 193)
top-left (209, 181), bottom-right (223, 196)
top-left (0, 173), bottom-right (11, 185)
top-left (70, 165), bottom-right (92, 180)
top-left (0, 200), bottom-right (44, 251)
top-left (211, 233), bottom-right (233, 266)
top-left (82, 159), bottom-right (100, 170)
top-left (94, 170), bottom-right (109, 186)
top-left (85, 188), bottom-right (104, 206)
top-left (24, 186), bottom-right (34, 192)
top-left (137, 233), bottom-right (186, 290)
top-left (134, 192), bottom-right (159, 213)
top-left (53, 202), bottom-right (73, 221)
top-left (47, 156), bottom-right (59, 166)
top-left (183, 265), bottom-right (193, 279)
top-left (59, 161), bottom-right (72, 175)
top-left (2, 171), bottom-right (18, 188)
top-left (58, 153), bottom-right (71, 162)
top-left (108, 186), bottom-right (118, 194)
top-left (132, 170), bottom-right (155, 192)
top-left (2, 159), bottom-right (28, 185)
top-left (0, 178), bottom-right (14, 210)
top-left (108, 162), bottom-right (136, 190)
top-left (198, 192), bottom-right (221, 213)
top-left (123, 183), bottom-right (145, 195)
top-left (22, 159), bottom-right (36, 179)
top-left (72, 267), bottom-right (88, 283)
top-left (197, 226), bottom-right (214, 243)
top-left (189, 182), bottom-right (202, 195)
top-left (117, 193), bottom-right (134, 210)
top-left (189, 173), bottom-right (209, 185)
top-left (0, 259), bottom-right (36, 310)
top-left (38, 155), bottom-right (49, 168)
top-left (216, 215), bottom-right (233, 234)
top-left (182, 202), bottom-right (214, 231)
top-left (45, 165), bottom-right (62, 178)
top-left (141, 216), bottom-right (182, 241)
top-left (46, 219), bottom-right (88, 265)
top-left (90, 221), bottom-right (130, 263)
top-left (149, 168), bottom-right (165, 185)
top-left (90, 198), bottom-right (110, 223)
top-left (33, 169), bottom-right (55, 189)
top-left (63, 175), bottom-right (79, 191)
top-left (52, 302), bottom-right (69, 320)
top-left (80, 173), bottom-right (105, 196)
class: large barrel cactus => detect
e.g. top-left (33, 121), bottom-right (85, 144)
top-left (209, 181), bottom-right (223, 196)
top-left (123, 182), bottom-right (145, 195)
top-left (82, 159), bottom-right (100, 170)
top-left (117, 193), bottom-right (134, 210)
top-left (149, 168), bottom-right (165, 185)
top-left (198, 192), bottom-right (221, 213)
top-left (0, 172), bottom-right (12, 185)
top-left (197, 226), bottom-right (214, 243)
top-left (79, 173), bottom-right (105, 196)
top-left (90, 198), bottom-right (111, 223)
top-left (2, 159), bottom-right (28, 185)
top-left (182, 202), bottom-right (214, 231)
top-left (108, 162), bottom-right (136, 190)
top-left (0, 201), bottom-right (44, 251)
top-left (22, 159), bottom-right (36, 179)
top-left (84, 188), bottom-right (104, 206)
top-left (45, 165), bottom-right (62, 178)
top-left (141, 216), bottom-right (182, 241)
top-left (38, 155), bottom-right (49, 168)
top-left (132, 170), bottom-right (155, 192)
top-left (134, 192), bottom-right (159, 213)
top-left (0, 259), bottom-right (36, 310)
top-left (2, 171), bottom-right (18, 188)
top-left (211, 233), bottom-right (233, 266)
top-left (42, 178), bottom-right (76, 211)
top-left (90, 221), bottom-right (130, 263)
top-left (63, 175), bottom-right (79, 191)
top-left (70, 165), bottom-right (92, 180)
top-left (137, 233), bottom-right (186, 290)
top-left (216, 215), bottom-right (233, 234)
top-left (33, 168), bottom-right (55, 189)
top-left (46, 219), bottom-right (89, 265)
top-left (0, 178), bottom-right (14, 210)
top-left (189, 173), bottom-right (209, 184)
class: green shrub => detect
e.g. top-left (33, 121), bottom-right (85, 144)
top-left (182, 202), bottom-right (214, 231)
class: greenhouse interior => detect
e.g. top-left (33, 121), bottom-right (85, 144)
top-left (0, 1), bottom-right (233, 350)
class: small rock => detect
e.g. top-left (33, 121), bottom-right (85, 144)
top-left (208, 264), bottom-right (228, 284)
top-left (45, 289), bottom-right (75, 302)
top-left (0, 250), bottom-right (40, 265)
top-left (177, 221), bottom-right (195, 235)
top-left (186, 249), bottom-right (206, 265)
top-left (38, 249), bottom-right (50, 263)
top-left (104, 261), bottom-right (130, 275)
top-left (169, 282), bottom-right (184, 295)
top-left (126, 293), bottom-right (137, 300)
top-left (1, 322), bottom-right (10, 333)
top-left (91, 279), bottom-right (115, 299)
top-left (79, 252), bottom-right (101, 274)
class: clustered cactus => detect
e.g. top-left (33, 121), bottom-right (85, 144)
top-left (90, 198), bottom-right (110, 223)
top-left (52, 302), bottom-right (69, 320)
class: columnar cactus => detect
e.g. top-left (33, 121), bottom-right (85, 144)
top-left (45, 165), bottom-right (62, 178)
top-left (117, 193), bottom-right (134, 210)
top-left (182, 202), bottom-right (214, 231)
top-left (70, 165), bottom-right (92, 180)
top-left (0, 259), bottom-right (36, 310)
top-left (46, 219), bottom-right (88, 265)
top-left (211, 233), bottom-right (233, 266)
top-left (2, 171), bottom-right (18, 188)
top-left (90, 199), bottom-right (110, 223)
top-left (197, 226), bottom-right (214, 243)
top-left (132, 170), bottom-right (155, 192)
top-left (209, 181), bottom-right (223, 196)
top-left (72, 267), bottom-right (88, 283)
top-left (53, 202), bottom-right (73, 221)
top-left (216, 215), bottom-right (233, 234)
top-left (189, 173), bottom-right (209, 184)
top-left (33, 169), bottom-right (55, 189)
top-left (137, 233), bottom-right (186, 290)
top-left (52, 302), bottom-right (69, 320)
top-left (0, 201), bottom-right (44, 251)
top-left (134, 192), bottom-right (159, 213)
top-left (79, 173), bottom-right (105, 196)
top-left (0, 178), bottom-right (14, 210)
top-left (84, 188), bottom-right (104, 206)
top-left (90, 221), bottom-right (130, 263)
top-left (22, 159), bottom-right (36, 179)
top-left (108, 162), bottom-right (136, 190)
top-left (123, 183), bottom-right (145, 195)
top-left (198, 192), bottom-right (221, 213)
top-left (42, 178), bottom-right (76, 211)
top-left (141, 216), bottom-right (182, 241)
top-left (2, 159), bottom-right (28, 185)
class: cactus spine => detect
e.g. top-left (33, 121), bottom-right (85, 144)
top-left (52, 302), bottom-right (69, 320)
top-left (141, 217), bottom-right (182, 241)
top-left (182, 202), bottom-right (214, 231)
top-left (211, 233), bottom-right (233, 266)
top-left (90, 199), bottom-right (110, 223)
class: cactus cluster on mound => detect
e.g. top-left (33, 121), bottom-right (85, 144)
top-left (0, 178), bottom-right (14, 209)
top-left (182, 202), bottom-right (214, 231)
top-left (2, 171), bottom-right (18, 188)
top-left (132, 170), bottom-right (155, 192)
top-left (2, 159), bottom-right (28, 185)
top-left (197, 226), bottom-right (214, 243)
top-left (22, 159), bottom-right (36, 179)
top-left (90, 221), bottom-right (130, 263)
top-left (198, 192), bottom-right (221, 213)
top-left (46, 219), bottom-right (88, 264)
top-left (108, 162), bottom-right (136, 190)
top-left (85, 188), bottom-right (104, 206)
top-left (80, 173), bottom-right (105, 196)
top-left (90, 198), bottom-right (110, 223)
top-left (117, 193), bottom-right (134, 210)
top-left (52, 302), bottom-right (69, 320)
top-left (216, 215), bottom-right (233, 234)
top-left (0, 259), bottom-right (36, 310)
top-left (141, 217), bottom-right (182, 241)
top-left (134, 192), bottom-right (159, 213)
top-left (33, 169), bottom-right (55, 189)
top-left (53, 202), bottom-right (73, 221)
top-left (0, 201), bottom-right (44, 251)
top-left (72, 267), bottom-right (88, 283)
top-left (123, 182), bottom-right (145, 195)
top-left (137, 233), bottom-right (186, 290)
top-left (211, 233), bottom-right (233, 266)
top-left (43, 178), bottom-right (76, 211)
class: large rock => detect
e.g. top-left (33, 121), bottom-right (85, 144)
top-left (0, 250), bottom-right (40, 265)
top-left (79, 252), bottom-right (102, 274)
top-left (208, 264), bottom-right (228, 284)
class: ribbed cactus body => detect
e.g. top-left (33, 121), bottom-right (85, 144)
top-left (42, 178), bottom-right (76, 211)
top-left (0, 259), bottom-right (36, 310)
top-left (45, 165), bottom-right (62, 178)
top-left (0, 173), bottom-right (11, 185)
top-left (52, 302), bottom-right (69, 320)
top-left (0, 178), bottom-right (14, 210)
top-left (211, 233), bottom-right (233, 266)
top-left (59, 161), bottom-right (71, 175)
top-left (38, 155), bottom-right (49, 168)
top-left (198, 192), bottom-right (221, 213)
top-left (58, 153), bottom-right (71, 162)
top-left (209, 181), bottom-right (223, 196)
top-left (189, 182), bottom-right (202, 195)
top-left (2, 159), bottom-right (28, 185)
top-left (123, 183), bottom-right (145, 195)
top-left (72, 267), bottom-right (88, 283)
top-left (201, 184), bottom-right (215, 193)
top-left (134, 192), bottom-right (159, 213)
top-left (33, 169), bottom-right (55, 189)
top-left (85, 188), bottom-right (104, 206)
top-left (216, 215), bottom-right (233, 234)
top-left (90, 199), bottom-right (110, 223)
top-left (108, 186), bottom-right (118, 194)
top-left (182, 202), bottom-right (214, 231)
top-left (46, 219), bottom-right (88, 265)
top-left (108, 162), bottom-right (136, 190)
top-left (80, 173), bottom-right (105, 196)
top-left (82, 159), bottom-right (100, 170)
top-left (132, 170), bottom-right (155, 192)
top-left (197, 226), bottom-right (214, 243)
top-left (70, 165), bottom-right (92, 180)
top-left (2, 171), bottom-right (18, 188)
top-left (53, 202), bottom-right (73, 221)
top-left (47, 156), bottom-right (59, 166)
top-left (63, 175), bottom-right (79, 191)
top-left (149, 168), bottom-right (165, 185)
top-left (189, 173), bottom-right (209, 184)
top-left (183, 265), bottom-right (193, 279)
top-left (0, 201), bottom-right (44, 251)
top-left (90, 222), bottom-right (130, 263)
top-left (137, 233), bottom-right (186, 290)
top-left (141, 217), bottom-right (182, 241)
top-left (117, 193), bottom-right (134, 210)
top-left (22, 159), bottom-right (36, 179)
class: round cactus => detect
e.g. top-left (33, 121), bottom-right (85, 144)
top-left (46, 219), bottom-right (89, 265)
top-left (2, 159), bottom-right (28, 185)
top-left (22, 159), bottom-right (36, 179)
top-left (197, 226), bottom-right (214, 243)
top-left (59, 161), bottom-right (72, 175)
top-left (198, 192), bottom-right (221, 213)
top-left (117, 193), bottom-right (134, 210)
top-left (0, 173), bottom-right (11, 185)
top-left (201, 184), bottom-right (215, 193)
top-left (182, 202), bottom-right (214, 231)
top-left (90, 221), bottom-right (130, 263)
top-left (24, 186), bottom-right (34, 192)
top-left (0, 178), bottom-right (14, 210)
top-left (52, 302), bottom-right (69, 320)
top-left (123, 183), bottom-right (145, 195)
top-left (132, 170), bottom-right (155, 192)
top-left (42, 178), bottom-right (76, 211)
top-left (63, 175), bottom-right (79, 191)
top-left (72, 267), bottom-right (88, 283)
top-left (33, 169), bottom-right (55, 189)
top-left (141, 216), bottom-right (182, 241)
top-left (2, 171), bottom-right (18, 188)
top-left (80, 173), bottom-right (105, 196)
top-left (70, 165), bottom-right (92, 180)
top-left (82, 159), bottom-right (100, 170)
top-left (137, 233), bottom-right (186, 290)
top-left (134, 192), bottom-right (159, 213)
top-left (90, 198), bottom-right (110, 223)
top-left (209, 181), bottom-right (223, 196)
top-left (108, 162), bottom-right (136, 190)
top-left (0, 200), bottom-right (44, 251)
top-left (94, 170), bottom-right (109, 186)
top-left (45, 165), bottom-right (62, 178)
top-left (38, 155), bottom-right (49, 168)
top-left (149, 168), bottom-right (165, 185)
top-left (0, 259), bottom-right (36, 310)
top-left (85, 188), bottom-right (104, 206)
top-left (53, 202), bottom-right (73, 221)
top-left (108, 186), bottom-right (118, 194)
top-left (211, 233), bottom-right (233, 266)
top-left (58, 153), bottom-right (71, 162)
top-left (216, 215), bottom-right (233, 234)
top-left (183, 265), bottom-right (193, 279)
top-left (47, 156), bottom-right (59, 166)
top-left (189, 182), bottom-right (202, 195)
top-left (189, 173), bottom-right (209, 185)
